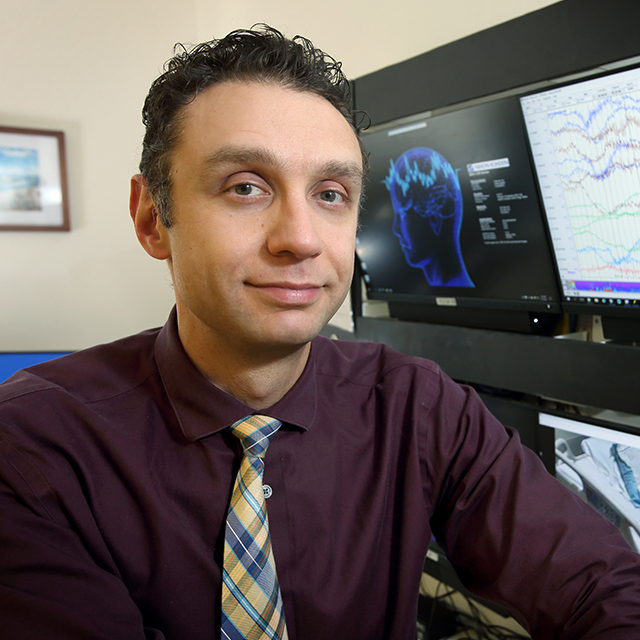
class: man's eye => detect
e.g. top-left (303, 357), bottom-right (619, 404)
top-left (319, 190), bottom-right (344, 203)
top-left (233, 184), bottom-right (256, 196)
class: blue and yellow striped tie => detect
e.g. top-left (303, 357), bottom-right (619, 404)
top-left (221, 415), bottom-right (288, 640)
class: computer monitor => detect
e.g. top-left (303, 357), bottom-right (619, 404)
top-left (356, 96), bottom-right (562, 334)
top-left (520, 63), bottom-right (640, 341)
top-left (538, 411), bottom-right (640, 553)
top-left (0, 352), bottom-right (70, 383)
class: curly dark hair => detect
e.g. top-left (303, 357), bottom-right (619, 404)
top-left (139, 24), bottom-right (367, 227)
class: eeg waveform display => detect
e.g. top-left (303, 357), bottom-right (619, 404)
top-left (521, 65), bottom-right (640, 306)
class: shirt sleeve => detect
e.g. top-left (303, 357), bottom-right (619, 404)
top-left (0, 433), bottom-right (164, 640)
top-left (424, 373), bottom-right (640, 640)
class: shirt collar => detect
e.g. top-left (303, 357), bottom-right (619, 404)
top-left (154, 308), bottom-right (318, 442)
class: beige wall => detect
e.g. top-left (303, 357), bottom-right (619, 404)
top-left (0, 0), bottom-right (561, 350)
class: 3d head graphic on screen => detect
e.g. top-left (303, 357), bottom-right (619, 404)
top-left (385, 147), bottom-right (474, 287)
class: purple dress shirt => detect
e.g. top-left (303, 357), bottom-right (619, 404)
top-left (0, 309), bottom-right (639, 639)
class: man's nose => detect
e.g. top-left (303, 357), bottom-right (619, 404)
top-left (265, 193), bottom-right (323, 259)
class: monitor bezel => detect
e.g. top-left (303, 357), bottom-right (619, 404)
top-left (356, 93), bottom-right (563, 331)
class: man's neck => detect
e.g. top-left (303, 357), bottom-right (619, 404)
top-left (178, 324), bottom-right (311, 410)
top-left (209, 344), bottom-right (311, 410)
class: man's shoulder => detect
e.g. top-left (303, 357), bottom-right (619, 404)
top-left (0, 326), bottom-right (163, 407)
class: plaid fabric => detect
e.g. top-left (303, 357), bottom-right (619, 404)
top-left (221, 415), bottom-right (289, 640)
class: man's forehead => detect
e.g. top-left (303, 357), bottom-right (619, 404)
top-left (175, 81), bottom-right (364, 175)
top-left (182, 79), bottom-right (343, 124)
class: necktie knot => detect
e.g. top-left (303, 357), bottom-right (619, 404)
top-left (230, 414), bottom-right (282, 459)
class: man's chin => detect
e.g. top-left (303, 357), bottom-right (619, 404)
top-left (267, 325), bottom-right (324, 350)
top-left (259, 312), bottom-right (330, 349)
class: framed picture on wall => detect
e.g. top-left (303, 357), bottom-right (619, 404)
top-left (0, 126), bottom-right (70, 231)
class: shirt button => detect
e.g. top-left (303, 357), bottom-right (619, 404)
top-left (263, 484), bottom-right (273, 499)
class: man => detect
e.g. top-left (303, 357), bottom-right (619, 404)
top-left (0, 25), bottom-right (639, 640)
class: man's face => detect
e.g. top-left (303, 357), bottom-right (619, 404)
top-left (158, 81), bottom-right (363, 356)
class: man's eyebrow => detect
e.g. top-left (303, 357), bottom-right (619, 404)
top-left (321, 160), bottom-right (365, 188)
top-left (197, 145), bottom-right (364, 187)
top-left (198, 146), bottom-right (280, 174)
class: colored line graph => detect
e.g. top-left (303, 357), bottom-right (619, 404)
top-left (548, 93), bottom-right (640, 281)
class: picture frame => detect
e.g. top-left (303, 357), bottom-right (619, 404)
top-left (0, 126), bottom-right (70, 231)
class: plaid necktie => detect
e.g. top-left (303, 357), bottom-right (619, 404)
top-left (221, 415), bottom-right (289, 640)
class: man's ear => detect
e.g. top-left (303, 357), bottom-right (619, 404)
top-left (129, 174), bottom-right (171, 260)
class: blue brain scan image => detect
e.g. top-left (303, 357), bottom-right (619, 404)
top-left (384, 147), bottom-right (474, 288)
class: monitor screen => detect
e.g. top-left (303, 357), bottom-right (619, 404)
top-left (538, 411), bottom-right (640, 553)
top-left (0, 352), bottom-right (70, 383)
top-left (356, 96), bottom-right (561, 333)
top-left (520, 64), bottom-right (640, 335)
